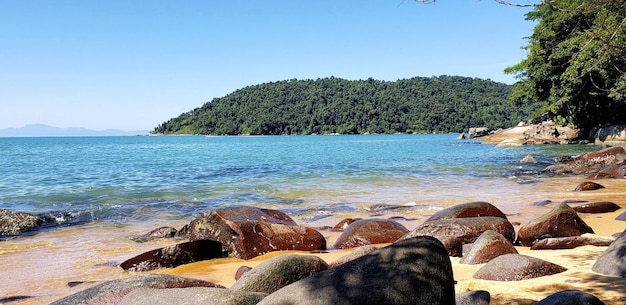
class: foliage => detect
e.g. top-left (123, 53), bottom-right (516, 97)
top-left (505, 0), bottom-right (626, 133)
top-left (153, 76), bottom-right (536, 135)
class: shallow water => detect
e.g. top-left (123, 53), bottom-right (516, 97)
top-left (0, 134), bottom-right (601, 303)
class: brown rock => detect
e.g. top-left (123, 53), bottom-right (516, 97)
top-left (517, 203), bottom-right (594, 246)
top-left (436, 235), bottom-right (464, 257)
top-left (405, 216), bottom-right (515, 245)
top-left (235, 266), bottom-right (252, 280)
top-left (332, 218), bottom-right (361, 231)
top-left (473, 254), bottom-right (567, 281)
top-left (426, 201), bottom-right (508, 222)
top-left (188, 206), bottom-right (326, 259)
top-left (530, 236), bottom-right (614, 250)
top-left (574, 181), bottom-right (605, 191)
top-left (572, 201), bottom-right (620, 213)
top-left (332, 218), bottom-right (409, 249)
top-left (120, 240), bottom-right (226, 271)
top-left (460, 230), bottom-right (518, 265)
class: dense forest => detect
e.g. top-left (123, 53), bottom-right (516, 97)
top-left (153, 76), bottom-right (539, 135)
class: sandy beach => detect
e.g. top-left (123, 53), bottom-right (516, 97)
top-left (2, 175), bottom-right (626, 304)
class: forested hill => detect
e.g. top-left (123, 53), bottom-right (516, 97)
top-left (153, 76), bottom-right (537, 135)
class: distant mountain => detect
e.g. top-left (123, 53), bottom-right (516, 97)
top-left (0, 124), bottom-right (150, 137)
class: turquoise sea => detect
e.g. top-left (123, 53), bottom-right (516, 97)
top-left (0, 134), bottom-right (596, 230)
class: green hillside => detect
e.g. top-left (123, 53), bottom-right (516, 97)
top-left (153, 76), bottom-right (537, 135)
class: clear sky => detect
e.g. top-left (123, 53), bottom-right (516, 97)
top-left (0, 0), bottom-right (536, 131)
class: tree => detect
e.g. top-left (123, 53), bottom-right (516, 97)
top-left (504, 1), bottom-right (626, 133)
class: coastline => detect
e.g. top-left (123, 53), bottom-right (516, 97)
top-left (3, 175), bottom-right (626, 304)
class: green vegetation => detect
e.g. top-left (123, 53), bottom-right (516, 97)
top-left (154, 76), bottom-right (537, 135)
top-left (505, 0), bottom-right (626, 134)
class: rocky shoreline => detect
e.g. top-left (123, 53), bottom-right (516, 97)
top-left (3, 140), bottom-right (626, 304)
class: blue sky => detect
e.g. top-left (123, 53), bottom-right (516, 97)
top-left (0, 1), bottom-right (536, 131)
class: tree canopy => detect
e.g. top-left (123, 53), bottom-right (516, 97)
top-left (505, 0), bottom-right (626, 133)
top-left (153, 76), bottom-right (537, 136)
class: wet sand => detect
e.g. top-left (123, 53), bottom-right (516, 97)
top-left (2, 175), bottom-right (626, 304)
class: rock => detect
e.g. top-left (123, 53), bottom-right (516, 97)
top-left (456, 290), bottom-right (491, 305)
top-left (522, 121), bottom-right (560, 144)
top-left (574, 181), bottom-right (605, 191)
top-left (120, 239), bottom-right (226, 271)
top-left (119, 287), bottom-right (268, 305)
top-left (436, 235), bottom-right (464, 257)
top-left (328, 245), bottom-right (379, 268)
top-left (460, 230), bottom-right (518, 265)
top-left (473, 254), bottom-right (567, 281)
top-left (332, 218), bottom-right (409, 249)
top-left (519, 154), bottom-right (537, 163)
top-left (592, 229), bottom-right (626, 276)
top-left (516, 203), bottom-right (594, 247)
top-left (405, 216), bottom-right (516, 244)
top-left (0, 209), bottom-right (43, 236)
top-left (615, 211), bottom-right (626, 221)
top-left (534, 289), bottom-right (606, 305)
top-left (586, 164), bottom-right (625, 179)
top-left (592, 124), bottom-right (626, 146)
top-left (529, 236), bottom-right (614, 250)
top-left (257, 236), bottom-right (456, 305)
top-left (469, 127), bottom-right (491, 139)
top-left (129, 226), bottom-right (177, 242)
top-left (235, 266), bottom-right (253, 280)
top-left (426, 201), bottom-right (508, 222)
top-left (49, 274), bottom-right (222, 305)
top-left (332, 218), bottom-right (361, 230)
top-left (457, 133), bottom-right (466, 140)
top-left (231, 254), bottom-right (328, 294)
top-left (188, 206), bottom-right (326, 259)
top-left (572, 201), bottom-right (620, 213)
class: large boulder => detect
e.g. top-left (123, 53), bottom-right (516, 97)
top-left (0, 209), bottom-right (42, 236)
top-left (592, 229), bottom-right (626, 276)
top-left (405, 216), bottom-right (515, 245)
top-left (468, 127), bottom-right (491, 139)
top-left (426, 201), bottom-right (508, 222)
top-left (332, 218), bottom-right (409, 249)
top-left (546, 146), bottom-right (626, 175)
top-left (522, 121), bottom-right (560, 144)
top-left (516, 203), bottom-right (594, 247)
top-left (455, 290), bottom-right (491, 305)
top-left (49, 274), bottom-right (222, 305)
top-left (188, 206), bottom-right (326, 259)
top-left (473, 254), bottom-right (567, 281)
top-left (460, 230), bottom-right (518, 265)
top-left (119, 287), bottom-right (267, 305)
top-left (257, 236), bottom-right (456, 305)
top-left (120, 240), bottom-right (226, 271)
top-left (231, 254), bottom-right (328, 294)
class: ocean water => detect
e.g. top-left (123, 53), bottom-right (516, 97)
top-left (0, 134), bottom-right (596, 228)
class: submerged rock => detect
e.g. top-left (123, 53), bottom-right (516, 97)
top-left (571, 201), bottom-right (620, 213)
top-left (574, 181), bottom-right (605, 191)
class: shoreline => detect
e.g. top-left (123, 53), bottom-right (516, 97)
top-left (2, 174), bottom-right (626, 304)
